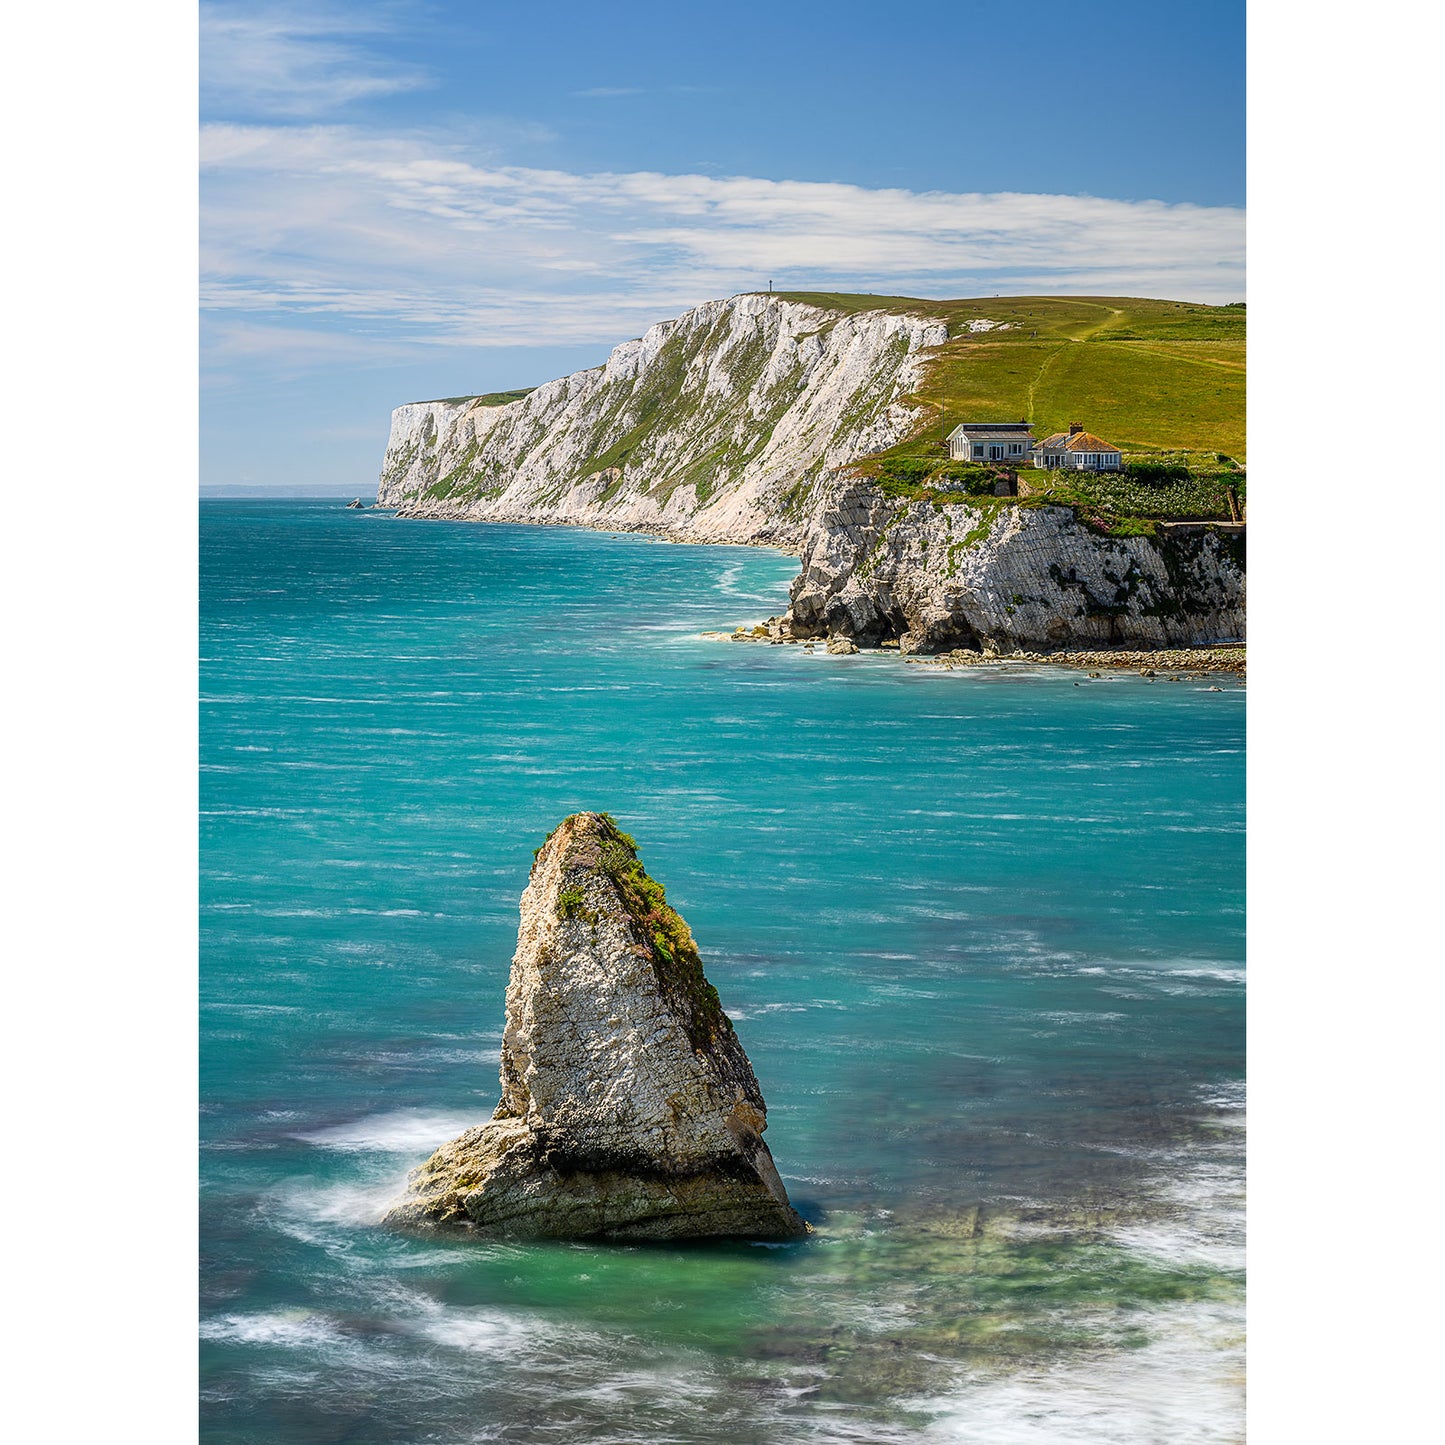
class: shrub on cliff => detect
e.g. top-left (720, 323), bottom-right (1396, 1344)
top-left (865, 456), bottom-right (1006, 501)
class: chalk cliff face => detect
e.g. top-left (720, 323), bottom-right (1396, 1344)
top-left (787, 477), bottom-right (1245, 652)
top-left (385, 812), bottom-right (807, 1240)
top-left (377, 293), bottom-right (947, 546)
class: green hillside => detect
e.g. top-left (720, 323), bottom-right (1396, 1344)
top-left (771, 293), bottom-right (1245, 462)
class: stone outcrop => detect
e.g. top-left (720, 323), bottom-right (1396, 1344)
top-left (384, 812), bottom-right (808, 1240)
top-left (376, 293), bottom-right (947, 547)
top-left (787, 476), bottom-right (1245, 653)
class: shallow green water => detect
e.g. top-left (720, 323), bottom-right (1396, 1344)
top-left (200, 501), bottom-right (1244, 1443)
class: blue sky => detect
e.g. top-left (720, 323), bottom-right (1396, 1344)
top-left (201, 0), bottom-right (1244, 490)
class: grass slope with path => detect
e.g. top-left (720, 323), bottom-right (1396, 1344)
top-left (771, 293), bottom-right (1245, 462)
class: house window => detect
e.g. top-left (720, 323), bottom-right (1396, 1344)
top-left (973, 445), bottom-right (984, 458)
top-left (1010, 442), bottom-right (1022, 454)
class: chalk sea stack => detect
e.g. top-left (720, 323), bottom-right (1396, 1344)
top-left (384, 812), bottom-right (808, 1240)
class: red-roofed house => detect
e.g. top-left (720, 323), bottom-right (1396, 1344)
top-left (1033, 423), bottom-right (1123, 471)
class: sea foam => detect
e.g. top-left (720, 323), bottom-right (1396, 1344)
top-left (297, 1109), bottom-right (483, 1154)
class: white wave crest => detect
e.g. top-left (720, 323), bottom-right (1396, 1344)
top-left (915, 1300), bottom-right (1243, 1443)
top-left (200, 1310), bottom-right (342, 1349)
top-left (297, 1109), bottom-right (483, 1155)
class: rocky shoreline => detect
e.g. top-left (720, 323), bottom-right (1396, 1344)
top-left (376, 502), bottom-right (1244, 671)
top-left (705, 619), bottom-right (1246, 678)
top-left (389, 505), bottom-right (804, 555)
top-left (378, 487), bottom-right (1245, 659)
top-left (907, 644), bottom-right (1246, 677)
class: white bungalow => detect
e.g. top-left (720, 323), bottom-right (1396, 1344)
top-left (947, 420), bottom-right (1035, 463)
top-left (1033, 423), bottom-right (1123, 471)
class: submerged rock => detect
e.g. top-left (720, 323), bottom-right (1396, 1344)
top-left (384, 812), bottom-right (808, 1240)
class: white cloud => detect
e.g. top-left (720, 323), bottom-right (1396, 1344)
top-left (201, 3), bottom-right (429, 118)
top-left (201, 122), bottom-right (1246, 366)
top-left (203, 317), bottom-right (418, 364)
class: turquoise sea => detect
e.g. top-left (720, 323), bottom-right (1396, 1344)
top-left (200, 500), bottom-right (1245, 1443)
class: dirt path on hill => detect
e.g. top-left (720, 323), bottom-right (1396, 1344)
top-left (1108, 342), bottom-right (1246, 373)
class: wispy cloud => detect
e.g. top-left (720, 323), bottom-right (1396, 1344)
top-left (203, 317), bottom-right (420, 365)
top-left (572, 87), bottom-right (644, 99)
top-left (201, 122), bottom-right (1245, 367)
top-left (201, 2), bottom-right (430, 118)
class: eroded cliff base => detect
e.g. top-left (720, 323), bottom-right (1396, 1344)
top-left (785, 478), bottom-right (1244, 654)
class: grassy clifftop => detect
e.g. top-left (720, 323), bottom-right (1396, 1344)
top-left (413, 388), bottom-right (537, 408)
top-left (770, 293), bottom-right (1245, 462)
top-left (397, 293), bottom-right (1244, 532)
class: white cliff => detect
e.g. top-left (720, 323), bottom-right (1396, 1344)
top-left (377, 293), bottom-right (947, 547)
top-left (786, 476), bottom-right (1245, 652)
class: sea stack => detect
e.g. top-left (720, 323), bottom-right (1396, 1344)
top-left (384, 812), bottom-right (808, 1240)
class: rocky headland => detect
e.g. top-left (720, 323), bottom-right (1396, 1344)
top-left (786, 477), bottom-right (1244, 653)
top-left (376, 292), bottom-right (1244, 653)
top-left (385, 812), bottom-right (808, 1240)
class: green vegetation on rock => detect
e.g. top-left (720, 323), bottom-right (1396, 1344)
top-left (1037, 467), bottom-right (1244, 529)
top-left (556, 885), bottom-right (596, 924)
top-left (412, 388), bottom-right (537, 407)
top-left (592, 813), bottom-right (730, 1052)
top-left (859, 455), bottom-right (1011, 502)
